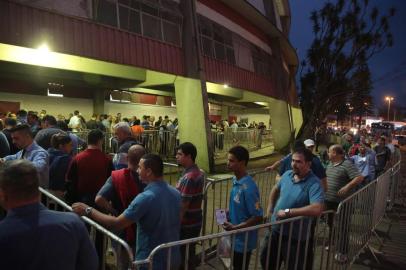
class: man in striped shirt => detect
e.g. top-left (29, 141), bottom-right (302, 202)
top-left (325, 144), bottom-right (364, 262)
top-left (175, 142), bottom-right (205, 269)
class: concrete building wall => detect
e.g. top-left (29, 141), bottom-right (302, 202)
top-left (0, 92), bottom-right (178, 121)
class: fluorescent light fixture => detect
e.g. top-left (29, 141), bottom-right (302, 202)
top-left (47, 89), bottom-right (63, 97)
top-left (109, 94), bottom-right (131, 103)
top-left (38, 44), bottom-right (50, 52)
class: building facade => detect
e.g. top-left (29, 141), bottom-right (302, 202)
top-left (0, 0), bottom-right (302, 171)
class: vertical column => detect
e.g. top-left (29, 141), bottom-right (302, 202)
top-left (175, 78), bottom-right (211, 172)
top-left (178, 0), bottom-right (214, 172)
top-left (268, 98), bottom-right (292, 150)
top-left (93, 89), bottom-right (105, 116)
top-left (221, 104), bottom-right (229, 122)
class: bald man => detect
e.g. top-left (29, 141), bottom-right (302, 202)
top-left (95, 145), bottom-right (146, 244)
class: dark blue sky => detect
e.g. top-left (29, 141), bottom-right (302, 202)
top-left (289, 0), bottom-right (406, 109)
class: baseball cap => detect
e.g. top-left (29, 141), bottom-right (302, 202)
top-left (304, 139), bottom-right (315, 147)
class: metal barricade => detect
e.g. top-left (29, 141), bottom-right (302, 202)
top-left (39, 187), bottom-right (134, 270)
top-left (132, 213), bottom-right (332, 270)
top-left (163, 162), bottom-right (182, 187)
top-left (388, 161), bottom-right (402, 210)
top-left (201, 169), bottom-right (277, 258)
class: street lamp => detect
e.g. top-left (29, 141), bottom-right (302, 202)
top-left (385, 96), bottom-right (394, 121)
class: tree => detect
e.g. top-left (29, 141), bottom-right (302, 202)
top-left (298, 0), bottom-right (395, 138)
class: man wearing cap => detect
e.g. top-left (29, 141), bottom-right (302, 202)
top-left (266, 140), bottom-right (327, 191)
top-left (0, 124), bottom-right (49, 188)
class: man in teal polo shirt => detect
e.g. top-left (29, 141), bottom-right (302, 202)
top-left (223, 146), bottom-right (263, 270)
top-left (261, 148), bottom-right (324, 270)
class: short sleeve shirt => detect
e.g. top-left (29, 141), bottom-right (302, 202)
top-left (326, 159), bottom-right (361, 202)
top-left (229, 175), bottom-right (263, 252)
top-left (176, 164), bottom-right (204, 228)
top-left (124, 181), bottom-right (181, 268)
top-left (272, 170), bottom-right (324, 241)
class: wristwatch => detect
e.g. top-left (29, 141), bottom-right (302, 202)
top-left (85, 207), bottom-right (93, 216)
top-left (284, 208), bottom-right (290, 216)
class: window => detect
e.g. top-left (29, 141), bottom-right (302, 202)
top-left (95, 0), bottom-right (118, 27)
top-left (251, 45), bottom-right (271, 76)
top-left (95, 0), bottom-right (182, 46)
top-left (198, 15), bottom-right (235, 65)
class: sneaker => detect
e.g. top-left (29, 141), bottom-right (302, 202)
top-left (334, 253), bottom-right (348, 264)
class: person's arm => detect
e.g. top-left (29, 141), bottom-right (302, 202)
top-left (31, 150), bottom-right (48, 173)
top-left (320, 177), bottom-right (328, 193)
top-left (180, 200), bottom-right (191, 221)
top-left (266, 185), bottom-right (280, 217)
top-left (223, 216), bottom-right (263, 230)
top-left (72, 202), bottom-right (132, 231)
top-left (276, 203), bottom-right (324, 219)
top-left (265, 159), bottom-right (281, 171)
top-left (338, 175), bottom-right (364, 196)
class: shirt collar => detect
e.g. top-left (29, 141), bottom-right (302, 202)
top-left (7, 202), bottom-right (45, 217)
top-left (288, 170), bottom-right (313, 184)
top-left (232, 174), bottom-right (249, 185)
top-left (183, 164), bottom-right (198, 174)
top-left (25, 141), bottom-right (37, 152)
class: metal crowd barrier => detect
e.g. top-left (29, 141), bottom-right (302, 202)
top-left (211, 129), bottom-right (273, 155)
top-left (163, 162), bottom-right (182, 187)
top-left (327, 163), bottom-right (401, 270)
top-left (132, 212), bottom-right (333, 270)
top-left (39, 187), bottom-right (134, 270)
top-left (203, 169), bottom-right (277, 236)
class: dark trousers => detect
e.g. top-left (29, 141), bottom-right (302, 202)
top-left (233, 251), bottom-right (252, 270)
top-left (260, 232), bottom-right (314, 270)
top-left (179, 226), bottom-right (201, 270)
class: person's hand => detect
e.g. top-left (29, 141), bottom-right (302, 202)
top-left (265, 165), bottom-right (275, 171)
top-left (222, 221), bottom-right (235, 231)
top-left (72, 202), bottom-right (90, 216)
top-left (276, 209), bottom-right (287, 219)
top-left (337, 186), bottom-right (350, 197)
top-left (0, 158), bottom-right (5, 164)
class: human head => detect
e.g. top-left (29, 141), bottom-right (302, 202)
top-left (113, 122), bottom-right (132, 143)
top-left (358, 144), bottom-right (366, 155)
top-left (42, 115), bottom-right (57, 128)
top-left (292, 140), bottom-right (306, 152)
top-left (56, 120), bottom-right (69, 131)
top-left (176, 142), bottom-right (197, 167)
top-left (304, 139), bottom-right (315, 152)
top-left (328, 144), bottom-right (345, 162)
top-left (0, 160), bottom-right (40, 209)
top-left (227, 146), bottom-right (249, 172)
top-left (137, 153), bottom-right (163, 182)
top-left (4, 117), bottom-right (17, 129)
top-left (27, 112), bottom-right (39, 125)
top-left (87, 129), bottom-right (104, 147)
top-left (291, 148), bottom-right (313, 177)
top-left (74, 110), bottom-right (80, 116)
top-left (127, 144), bottom-right (146, 169)
top-left (10, 124), bottom-right (33, 149)
top-left (51, 133), bottom-right (73, 154)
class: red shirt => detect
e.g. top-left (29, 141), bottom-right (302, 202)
top-left (67, 148), bottom-right (113, 195)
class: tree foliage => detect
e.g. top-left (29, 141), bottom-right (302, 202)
top-left (298, 0), bottom-right (395, 138)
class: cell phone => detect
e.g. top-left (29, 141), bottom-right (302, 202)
top-left (215, 209), bottom-right (227, 225)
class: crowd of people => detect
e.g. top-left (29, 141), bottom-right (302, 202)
top-left (0, 107), bottom-right (402, 270)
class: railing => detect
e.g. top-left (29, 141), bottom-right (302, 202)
top-left (132, 161), bottom-right (402, 269)
top-left (132, 212), bottom-right (333, 270)
top-left (211, 129), bottom-right (273, 156)
top-left (39, 187), bottom-right (134, 270)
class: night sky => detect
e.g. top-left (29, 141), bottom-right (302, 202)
top-left (289, 0), bottom-right (406, 112)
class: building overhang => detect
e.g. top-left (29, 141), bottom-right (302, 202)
top-left (218, 0), bottom-right (298, 72)
top-left (0, 43), bottom-right (146, 89)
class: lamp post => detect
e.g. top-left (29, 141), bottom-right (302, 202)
top-left (385, 96), bottom-right (394, 121)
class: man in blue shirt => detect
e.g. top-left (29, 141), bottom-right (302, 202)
top-left (261, 148), bottom-right (324, 270)
top-left (223, 146), bottom-right (263, 270)
top-left (0, 160), bottom-right (98, 270)
top-left (266, 139), bottom-right (327, 192)
top-left (73, 153), bottom-right (181, 270)
top-left (1, 124), bottom-right (49, 188)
